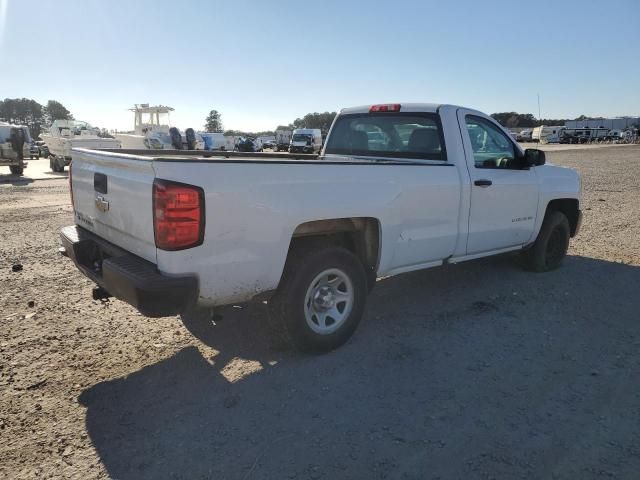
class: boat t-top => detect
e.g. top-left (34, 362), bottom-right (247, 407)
top-left (115, 104), bottom-right (203, 150)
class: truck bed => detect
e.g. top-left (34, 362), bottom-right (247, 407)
top-left (69, 146), bottom-right (462, 306)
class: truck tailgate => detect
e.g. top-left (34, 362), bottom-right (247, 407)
top-left (71, 149), bottom-right (157, 263)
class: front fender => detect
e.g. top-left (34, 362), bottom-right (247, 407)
top-left (528, 164), bottom-right (581, 243)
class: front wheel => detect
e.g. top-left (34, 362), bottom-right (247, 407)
top-left (521, 211), bottom-right (570, 272)
top-left (270, 246), bottom-right (368, 353)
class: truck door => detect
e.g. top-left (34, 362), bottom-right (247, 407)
top-left (457, 109), bottom-right (539, 254)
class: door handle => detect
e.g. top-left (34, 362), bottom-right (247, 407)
top-left (474, 179), bottom-right (492, 187)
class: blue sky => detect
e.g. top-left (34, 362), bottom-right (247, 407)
top-left (1, 0), bottom-right (638, 131)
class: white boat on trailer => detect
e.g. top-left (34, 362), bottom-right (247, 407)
top-left (41, 120), bottom-right (121, 172)
top-left (114, 104), bottom-right (204, 151)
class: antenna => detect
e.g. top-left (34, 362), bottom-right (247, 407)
top-left (537, 93), bottom-right (542, 121)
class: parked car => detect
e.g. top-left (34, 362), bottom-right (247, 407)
top-left (236, 137), bottom-right (257, 152)
top-left (29, 142), bottom-right (40, 159)
top-left (60, 102), bottom-right (582, 352)
top-left (261, 139), bottom-right (275, 150)
top-left (517, 129), bottom-right (532, 142)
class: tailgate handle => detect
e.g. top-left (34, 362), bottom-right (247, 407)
top-left (94, 173), bottom-right (108, 194)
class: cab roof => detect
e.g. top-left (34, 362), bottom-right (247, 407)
top-left (340, 103), bottom-right (448, 114)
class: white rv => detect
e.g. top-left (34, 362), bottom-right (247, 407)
top-left (531, 126), bottom-right (564, 144)
top-left (559, 127), bottom-right (610, 144)
top-left (289, 128), bottom-right (322, 154)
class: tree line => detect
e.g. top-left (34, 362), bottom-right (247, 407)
top-left (205, 108), bottom-right (610, 137)
top-left (0, 98), bottom-right (74, 138)
top-left (489, 112), bottom-right (608, 129)
top-left (204, 109), bottom-right (338, 137)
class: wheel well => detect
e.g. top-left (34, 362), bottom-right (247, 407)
top-left (546, 199), bottom-right (580, 237)
top-left (288, 217), bottom-right (381, 287)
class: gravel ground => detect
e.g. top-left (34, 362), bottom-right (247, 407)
top-left (1, 145), bottom-right (639, 479)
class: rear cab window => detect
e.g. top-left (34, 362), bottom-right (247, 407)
top-left (325, 113), bottom-right (447, 161)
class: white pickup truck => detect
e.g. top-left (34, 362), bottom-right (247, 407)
top-left (60, 103), bottom-right (582, 352)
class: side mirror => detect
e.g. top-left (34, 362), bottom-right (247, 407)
top-left (524, 148), bottom-right (545, 167)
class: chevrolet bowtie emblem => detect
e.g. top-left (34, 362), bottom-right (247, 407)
top-left (95, 195), bottom-right (110, 212)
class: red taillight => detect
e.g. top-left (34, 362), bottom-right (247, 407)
top-left (369, 104), bottom-right (401, 113)
top-left (153, 180), bottom-right (204, 251)
top-left (69, 162), bottom-right (74, 208)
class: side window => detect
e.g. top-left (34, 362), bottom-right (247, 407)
top-left (465, 116), bottom-right (518, 169)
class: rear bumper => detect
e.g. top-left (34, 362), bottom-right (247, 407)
top-left (60, 225), bottom-right (197, 317)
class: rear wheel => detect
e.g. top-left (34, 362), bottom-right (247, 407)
top-left (521, 211), bottom-right (570, 272)
top-left (270, 246), bottom-right (368, 353)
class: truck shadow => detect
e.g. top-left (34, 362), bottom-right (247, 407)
top-left (79, 255), bottom-right (640, 479)
top-left (0, 174), bottom-right (35, 186)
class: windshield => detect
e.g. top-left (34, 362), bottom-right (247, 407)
top-left (325, 113), bottom-right (446, 160)
top-left (292, 134), bottom-right (312, 142)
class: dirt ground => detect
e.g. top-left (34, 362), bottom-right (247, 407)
top-left (1, 145), bottom-right (640, 479)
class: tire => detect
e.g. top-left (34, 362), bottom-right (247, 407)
top-left (9, 165), bottom-right (24, 175)
top-left (51, 156), bottom-right (64, 172)
top-left (521, 211), bottom-right (570, 272)
top-left (269, 246), bottom-right (368, 353)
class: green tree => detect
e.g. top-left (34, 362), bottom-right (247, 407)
top-left (204, 109), bottom-right (223, 132)
top-left (291, 111), bottom-right (337, 133)
top-left (491, 112), bottom-right (538, 128)
top-left (0, 98), bottom-right (45, 138)
top-left (44, 100), bottom-right (74, 123)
